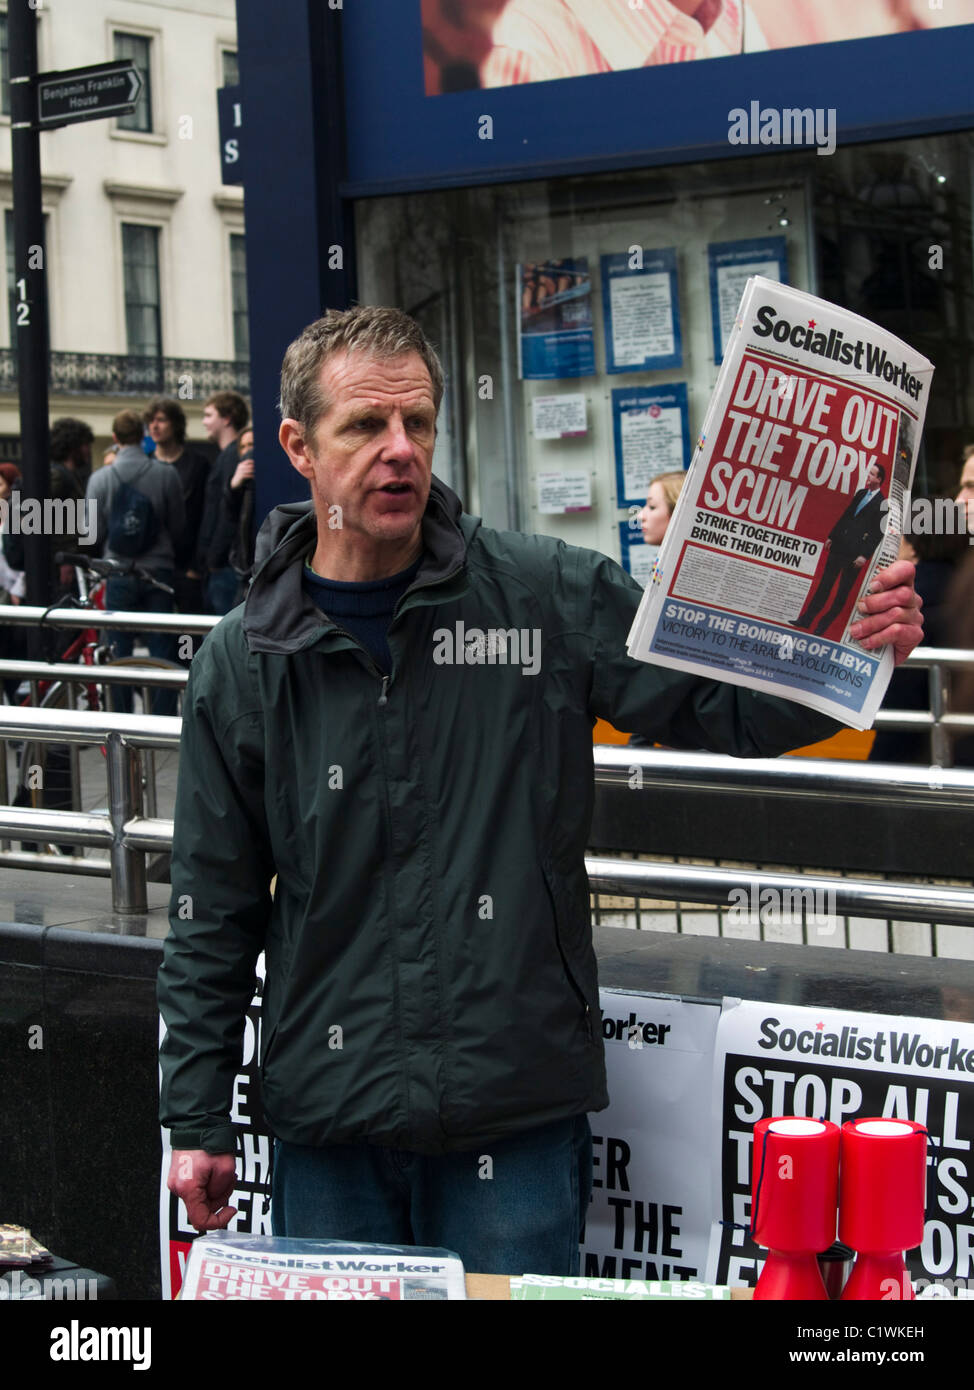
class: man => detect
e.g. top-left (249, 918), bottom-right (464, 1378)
top-left (2, 416), bottom-right (96, 595)
top-left (159, 308), bottom-right (922, 1275)
top-left (794, 462), bottom-right (888, 637)
top-left (196, 391), bottom-right (250, 615)
top-left (85, 409), bottom-right (186, 716)
top-left (144, 397), bottom-right (211, 617)
top-left (421, 0), bottom-right (510, 92)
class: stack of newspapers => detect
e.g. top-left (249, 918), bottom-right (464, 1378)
top-left (180, 1233), bottom-right (467, 1300)
top-left (627, 276), bottom-right (934, 731)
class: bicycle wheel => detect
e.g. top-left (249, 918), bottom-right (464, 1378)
top-left (96, 657), bottom-right (185, 827)
top-left (95, 656), bottom-right (187, 717)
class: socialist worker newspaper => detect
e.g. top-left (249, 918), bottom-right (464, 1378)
top-left (627, 276), bottom-right (934, 730)
top-left (179, 1233), bottom-right (467, 1300)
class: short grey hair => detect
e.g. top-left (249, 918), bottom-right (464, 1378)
top-left (278, 306), bottom-right (445, 441)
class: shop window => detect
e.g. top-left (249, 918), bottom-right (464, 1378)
top-left (356, 133), bottom-right (974, 556)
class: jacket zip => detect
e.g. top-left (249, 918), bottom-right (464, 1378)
top-left (305, 558), bottom-right (464, 706)
top-left (307, 618), bottom-right (391, 704)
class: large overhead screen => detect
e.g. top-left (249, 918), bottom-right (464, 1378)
top-left (342, 1), bottom-right (974, 192)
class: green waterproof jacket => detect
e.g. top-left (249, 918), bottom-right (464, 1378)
top-left (158, 477), bottom-right (839, 1155)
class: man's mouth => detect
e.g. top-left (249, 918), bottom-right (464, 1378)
top-left (378, 482), bottom-right (412, 494)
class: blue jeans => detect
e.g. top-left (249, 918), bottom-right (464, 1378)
top-left (206, 566), bottom-right (240, 616)
top-left (104, 569), bottom-right (178, 716)
top-left (271, 1115), bottom-right (593, 1276)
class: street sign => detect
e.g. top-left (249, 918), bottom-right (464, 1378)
top-left (217, 86), bottom-right (243, 185)
top-left (36, 59), bottom-right (143, 129)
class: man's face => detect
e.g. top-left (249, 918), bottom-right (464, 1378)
top-left (287, 350), bottom-right (436, 550)
top-left (148, 411), bottom-right (175, 447)
top-left (202, 404), bottom-right (227, 441)
top-left (866, 464), bottom-right (881, 490)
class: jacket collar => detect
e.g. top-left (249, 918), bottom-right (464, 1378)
top-left (242, 475), bottom-right (472, 654)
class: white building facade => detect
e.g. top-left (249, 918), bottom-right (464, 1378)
top-left (0, 0), bottom-right (247, 454)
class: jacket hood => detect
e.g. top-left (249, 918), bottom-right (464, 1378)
top-left (242, 474), bottom-right (473, 654)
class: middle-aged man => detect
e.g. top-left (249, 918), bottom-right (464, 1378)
top-left (159, 307), bottom-right (922, 1275)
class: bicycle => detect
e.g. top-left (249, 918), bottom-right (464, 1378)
top-left (11, 552), bottom-right (186, 854)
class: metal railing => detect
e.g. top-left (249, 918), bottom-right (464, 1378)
top-left (592, 744), bottom-right (974, 805)
top-left (0, 704), bottom-right (179, 914)
top-left (590, 746), bottom-right (974, 937)
top-left (2, 710), bottom-right (974, 930)
top-left (0, 607), bottom-right (215, 825)
top-left (0, 605), bottom-right (219, 634)
top-left (869, 647), bottom-right (974, 765)
top-left (0, 349), bottom-right (250, 399)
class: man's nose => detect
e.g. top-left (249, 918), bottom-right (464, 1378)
top-left (382, 416), bottom-right (416, 460)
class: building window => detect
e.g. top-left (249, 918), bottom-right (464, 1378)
top-left (114, 32), bottom-right (152, 133)
top-left (222, 49), bottom-right (239, 87)
top-left (230, 233), bottom-right (249, 361)
top-left (122, 223), bottom-right (161, 358)
top-left (0, 12), bottom-right (10, 118)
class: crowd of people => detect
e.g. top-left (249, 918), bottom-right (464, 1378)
top-left (0, 390), bottom-right (256, 642)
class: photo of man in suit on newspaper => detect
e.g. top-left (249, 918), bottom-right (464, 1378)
top-left (793, 462), bottom-right (888, 638)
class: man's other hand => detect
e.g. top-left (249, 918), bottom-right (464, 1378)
top-left (849, 560), bottom-right (923, 667)
top-left (168, 1149), bottom-right (237, 1232)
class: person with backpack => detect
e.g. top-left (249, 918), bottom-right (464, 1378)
top-left (85, 409), bottom-right (186, 715)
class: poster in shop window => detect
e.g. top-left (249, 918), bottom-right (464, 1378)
top-left (517, 257), bottom-right (596, 380)
top-left (601, 250), bottom-right (682, 374)
top-left (619, 519), bottom-right (656, 589)
top-left (612, 383), bottom-right (690, 508)
top-left (708, 237), bottom-right (787, 364)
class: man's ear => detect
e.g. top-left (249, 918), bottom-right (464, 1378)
top-left (280, 419), bottom-right (315, 480)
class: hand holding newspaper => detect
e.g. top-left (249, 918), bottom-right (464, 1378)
top-left (627, 277), bottom-right (934, 730)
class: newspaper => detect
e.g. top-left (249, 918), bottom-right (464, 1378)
top-left (179, 1233), bottom-right (467, 1300)
top-left (510, 1275), bottom-right (730, 1300)
top-left (627, 276), bottom-right (934, 730)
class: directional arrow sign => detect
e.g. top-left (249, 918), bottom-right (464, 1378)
top-left (36, 59), bottom-right (143, 129)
